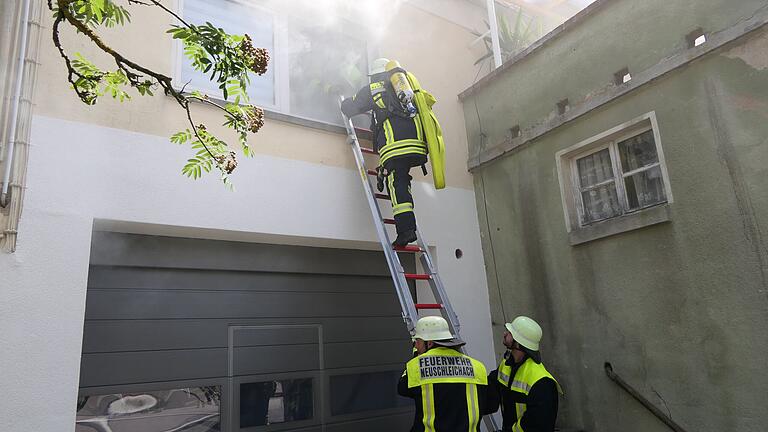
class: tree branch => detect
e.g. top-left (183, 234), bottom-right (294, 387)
top-left (55, 0), bottom-right (186, 105)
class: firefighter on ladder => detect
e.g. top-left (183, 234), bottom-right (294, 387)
top-left (341, 58), bottom-right (427, 247)
top-left (488, 316), bottom-right (563, 432)
top-left (398, 316), bottom-right (495, 431)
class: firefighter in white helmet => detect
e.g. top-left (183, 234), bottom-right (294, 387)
top-left (487, 316), bottom-right (563, 432)
top-left (398, 316), bottom-right (494, 431)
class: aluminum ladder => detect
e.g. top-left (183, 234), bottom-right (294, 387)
top-left (339, 101), bottom-right (501, 432)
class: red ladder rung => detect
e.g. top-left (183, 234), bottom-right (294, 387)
top-left (383, 218), bottom-right (396, 224)
top-left (415, 303), bottom-right (443, 310)
top-left (361, 147), bottom-right (378, 155)
top-left (375, 193), bottom-right (391, 200)
top-left (405, 273), bottom-right (431, 280)
top-left (394, 245), bottom-right (423, 253)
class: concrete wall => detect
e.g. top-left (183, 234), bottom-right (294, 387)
top-left (461, 1), bottom-right (768, 431)
top-left (0, 2), bottom-right (497, 431)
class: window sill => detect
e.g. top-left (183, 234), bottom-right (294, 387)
top-left (569, 204), bottom-right (671, 246)
top-left (264, 109), bottom-right (372, 140)
top-left (178, 91), bottom-right (372, 140)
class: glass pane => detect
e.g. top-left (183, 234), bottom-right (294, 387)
top-left (576, 149), bottom-right (614, 188)
top-left (618, 130), bottom-right (658, 173)
top-left (76, 386), bottom-right (221, 432)
top-left (240, 378), bottom-right (313, 428)
top-left (330, 370), bottom-right (411, 416)
top-left (624, 165), bottom-right (666, 210)
top-left (286, 22), bottom-right (368, 125)
top-left (581, 183), bottom-right (621, 223)
top-left (182, 0), bottom-right (275, 106)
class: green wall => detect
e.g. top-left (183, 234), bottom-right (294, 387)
top-left (463, 1), bottom-right (768, 431)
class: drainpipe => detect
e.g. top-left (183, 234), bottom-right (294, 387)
top-left (486, 0), bottom-right (503, 69)
top-left (1, 0), bottom-right (31, 208)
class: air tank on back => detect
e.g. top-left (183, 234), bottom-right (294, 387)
top-left (386, 60), bottom-right (417, 117)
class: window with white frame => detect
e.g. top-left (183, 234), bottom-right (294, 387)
top-left (178, 0), bottom-right (369, 126)
top-left (557, 113), bottom-right (672, 231)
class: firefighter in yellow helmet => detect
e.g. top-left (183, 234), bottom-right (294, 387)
top-left (398, 316), bottom-right (494, 431)
top-left (487, 316), bottom-right (563, 432)
top-left (341, 58), bottom-right (427, 247)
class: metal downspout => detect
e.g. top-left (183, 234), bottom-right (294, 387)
top-left (1, 0), bottom-right (32, 208)
top-left (604, 362), bottom-right (690, 432)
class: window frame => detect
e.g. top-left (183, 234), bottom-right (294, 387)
top-left (172, 0), bottom-right (373, 128)
top-left (556, 112), bottom-right (673, 238)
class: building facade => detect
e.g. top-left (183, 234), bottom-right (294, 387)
top-left (461, 0), bottom-right (768, 431)
top-left (0, 1), bottom-right (501, 431)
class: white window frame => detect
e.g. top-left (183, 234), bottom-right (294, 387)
top-left (171, 0), bottom-right (371, 127)
top-left (556, 112), bottom-right (673, 233)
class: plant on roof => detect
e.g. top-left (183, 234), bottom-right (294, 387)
top-left (472, 7), bottom-right (543, 69)
top-left (49, 0), bottom-right (270, 188)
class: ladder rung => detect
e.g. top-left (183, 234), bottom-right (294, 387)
top-left (405, 273), bottom-right (431, 280)
top-left (383, 218), bottom-right (396, 224)
top-left (367, 169), bottom-right (378, 176)
top-left (361, 147), bottom-right (378, 155)
top-left (375, 193), bottom-right (391, 200)
top-left (394, 245), bottom-right (423, 253)
top-left (416, 303), bottom-right (443, 310)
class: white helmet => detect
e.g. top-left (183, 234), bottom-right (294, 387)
top-left (505, 316), bottom-right (542, 351)
top-left (414, 316), bottom-right (454, 341)
top-left (369, 57), bottom-right (390, 75)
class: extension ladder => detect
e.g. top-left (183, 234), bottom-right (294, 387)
top-left (339, 101), bottom-right (500, 432)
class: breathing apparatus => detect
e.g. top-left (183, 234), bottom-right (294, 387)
top-left (385, 60), bottom-right (417, 117)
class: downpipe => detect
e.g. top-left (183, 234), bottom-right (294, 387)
top-left (604, 362), bottom-right (689, 432)
top-left (1, 0), bottom-right (32, 208)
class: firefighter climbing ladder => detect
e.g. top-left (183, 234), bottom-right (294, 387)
top-left (340, 101), bottom-right (501, 432)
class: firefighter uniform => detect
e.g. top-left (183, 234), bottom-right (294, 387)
top-left (341, 66), bottom-right (427, 242)
top-left (489, 353), bottom-right (561, 432)
top-left (398, 346), bottom-right (492, 432)
top-left (488, 316), bottom-right (562, 432)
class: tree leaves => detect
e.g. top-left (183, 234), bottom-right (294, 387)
top-left (53, 0), bottom-right (269, 188)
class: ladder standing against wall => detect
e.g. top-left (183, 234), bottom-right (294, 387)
top-left (339, 101), bottom-right (501, 432)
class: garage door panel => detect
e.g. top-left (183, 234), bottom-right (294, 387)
top-left (324, 340), bottom-right (411, 369)
top-left (89, 232), bottom-right (408, 275)
top-left (87, 267), bottom-right (396, 294)
top-left (233, 345), bottom-right (320, 376)
top-left (85, 290), bottom-right (402, 320)
top-left (82, 317), bottom-right (409, 353)
top-left (80, 348), bottom-right (227, 388)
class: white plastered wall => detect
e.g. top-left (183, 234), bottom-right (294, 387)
top-left (0, 115), bottom-right (495, 431)
top-left (0, 3), bottom-right (497, 431)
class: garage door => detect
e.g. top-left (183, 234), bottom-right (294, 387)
top-left (76, 231), bottom-right (416, 432)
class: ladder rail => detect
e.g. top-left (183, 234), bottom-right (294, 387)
top-left (339, 101), bottom-right (419, 332)
top-left (340, 99), bottom-right (500, 432)
top-left (414, 232), bottom-right (461, 336)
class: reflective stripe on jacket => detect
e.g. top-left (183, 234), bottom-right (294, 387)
top-left (400, 347), bottom-right (489, 432)
top-left (497, 355), bottom-right (562, 432)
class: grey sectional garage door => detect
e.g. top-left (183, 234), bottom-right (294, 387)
top-left (77, 231), bottom-right (416, 432)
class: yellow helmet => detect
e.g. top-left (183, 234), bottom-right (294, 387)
top-left (413, 316), bottom-right (454, 341)
top-left (505, 316), bottom-right (542, 351)
top-left (369, 57), bottom-right (390, 75)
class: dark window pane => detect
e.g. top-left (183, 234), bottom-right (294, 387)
top-left (330, 370), bottom-right (411, 416)
top-left (581, 183), bottom-right (621, 223)
top-left (182, 0), bottom-right (275, 105)
top-left (240, 379), bottom-right (313, 428)
top-left (286, 22), bottom-right (368, 125)
top-left (76, 386), bottom-right (221, 432)
top-left (624, 165), bottom-right (666, 210)
top-left (618, 130), bottom-right (658, 173)
top-left (577, 149), bottom-right (614, 188)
